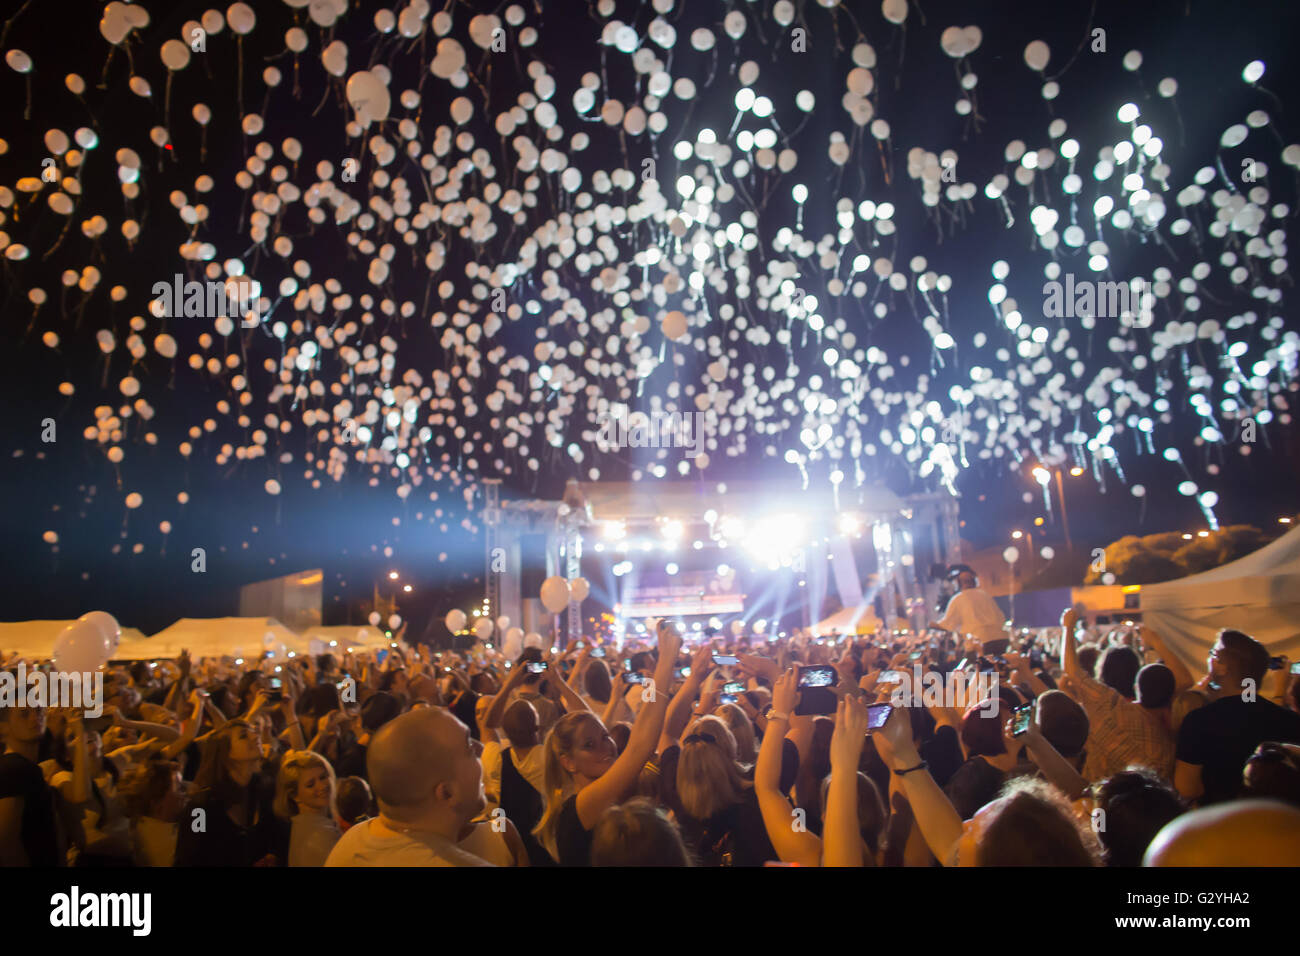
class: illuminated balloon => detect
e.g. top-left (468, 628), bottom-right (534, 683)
top-left (540, 576), bottom-right (571, 614)
top-left (445, 609), bottom-right (467, 633)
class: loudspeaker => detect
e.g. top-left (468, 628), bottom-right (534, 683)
top-left (520, 533), bottom-right (549, 595)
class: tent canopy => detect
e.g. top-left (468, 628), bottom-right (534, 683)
top-left (811, 604), bottom-right (883, 637)
top-left (0, 620), bottom-right (148, 662)
top-left (300, 625), bottom-right (392, 656)
top-left (123, 617), bottom-right (307, 661)
top-left (1142, 526), bottom-right (1300, 673)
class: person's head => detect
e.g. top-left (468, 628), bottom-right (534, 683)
top-left (949, 565), bottom-right (978, 591)
top-left (194, 720), bottom-right (263, 792)
top-left (629, 651), bottom-right (655, 676)
top-left (1243, 741), bottom-right (1300, 807)
top-left (360, 691), bottom-right (402, 733)
top-left (677, 724), bottom-right (746, 821)
top-left (301, 683), bottom-right (342, 721)
top-left (1135, 664), bottom-right (1176, 710)
top-left (609, 721), bottom-right (631, 755)
top-left (1035, 690), bottom-right (1090, 765)
top-left (1097, 645), bottom-right (1140, 699)
top-left (1091, 769), bottom-right (1185, 866)
top-left (335, 776), bottom-right (375, 828)
top-left (274, 749), bottom-right (337, 819)
top-left (119, 758), bottom-right (186, 822)
top-left (591, 798), bottom-right (692, 867)
top-left (1170, 688), bottom-right (1209, 733)
top-left (714, 703), bottom-right (757, 765)
top-left (820, 771), bottom-right (887, 855)
top-left (3, 698), bottom-right (45, 747)
top-left (1076, 644), bottom-right (1101, 679)
top-left (1208, 629), bottom-right (1270, 690)
top-left (583, 659), bottom-right (612, 704)
top-left (367, 707), bottom-right (484, 831)
top-left (955, 776), bottom-right (1101, 866)
top-left (316, 653), bottom-right (337, 676)
top-left (501, 698), bottom-right (540, 748)
top-left (961, 697), bottom-right (1011, 758)
top-left (1144, 799), bottom-right (1300, 866)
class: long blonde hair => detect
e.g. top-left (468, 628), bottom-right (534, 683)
top-left (676, 717), bottom-right (746, 821)
top-left (533, 711), bottom-right (603, 861)
top-left (274, 749), bottom-right (337, 820)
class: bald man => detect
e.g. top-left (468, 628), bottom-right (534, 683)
top-left (1143, 799), bottom-right (1300, 866)
top-left (326, 708), bottom-right (494, 866)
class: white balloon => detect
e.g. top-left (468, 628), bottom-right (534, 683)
top-left (346, 70), bottom-right (390, 124)
top-left (474, 618), bottom-right (494, 640)
top-left (662, 310), bottom-right (688, 340)
top-left (523, 632), bottom-right (543, 649)
top-left (160, 39), bottom-right (191, 71)
top-left (445, 609), bottom-right (467, 632)
top-left (79, 611), bottom-right (121, 655)
top-left (1003, 546), bottom-right (1020, 564)
top-left (226, 2), bottom-right (256, 35)
top-left (882, 0), bottom-right (907, 24)
top-left (1024, 40), bottom-right (1050, 72)
top-left (569, 577), bottom-right (590, 602)
top-left (495, 615), bottom-right (511, 631)
top-left (540, 575), bottom-right (571, 613)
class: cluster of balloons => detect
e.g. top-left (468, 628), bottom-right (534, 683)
top-left (3, 0), bottom-right (1297, 574)
top-left (52, 611), bottom-right (120, 673)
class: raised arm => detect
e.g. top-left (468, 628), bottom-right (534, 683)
top-left (752, 668), bottom-right (823, 867)
top-left (483, 664), bottom-right (528, 731)
top-left (873, 706), bottom-right (964, 865)
top-left (1139, 625), bottom-right (1193, 693)
top-left (1059, 607), bottom-right (1081, 681)
top-left (545, 654), bottom-right (594, 717)
top-left (1014, 709), bottom-right (1088, 801)
top-left (574, 626), bottom-right (681, 830)
top-left (658, 646), bottom-right (714, 754)
top-left (823, 693), bottom-right (871, 867)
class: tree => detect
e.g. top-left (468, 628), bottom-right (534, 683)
top-left (1084, 525), bottom-right (1279, 585)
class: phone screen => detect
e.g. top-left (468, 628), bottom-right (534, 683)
top-left (591, 647), bottom-right (606, 658)
top-left (526, 661), bottom-right (548, 674)
top-left (712, 654), bottom-right (740, 666)
top-left (1012, 704), bottom-right (1033, 737)
top-left (270, 677), bottom-right (282, 690)
top-left (719, 694), bottom-right (738, 705)
top-left (1292, 661), bottom-right (1300, 676)
top-left (866, 703), bottom-right (892, 731)
top-left (625, 673), bottom-right (644, 685)
top-left (798, 666), bottom-right (835, 688)
top-left (723, 681), bottom-right (746, 695)
top-left (375, 649), bottom-right (388, 666)
top-left (909, 651), bottom-right (923, 660)
top-left (878, 670), bottom-right (903, 684)
top-left (795, 665), bottom-right (837, 716)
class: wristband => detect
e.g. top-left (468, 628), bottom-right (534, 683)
top-left (894, 760), bottom-right (928, 777)
top-left (768, 711), bottom-right (790, 723)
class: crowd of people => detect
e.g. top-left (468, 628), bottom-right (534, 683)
top-left (3, 600), bottom-right (1300, 866)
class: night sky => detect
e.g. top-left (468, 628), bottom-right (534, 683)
top-left (2, 0), bottom-right (1298, 635)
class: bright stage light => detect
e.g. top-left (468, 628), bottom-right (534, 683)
top-left (720, 515), bottom-right (745, 539)
top-left (662, 519), bottom-right (684, 540)
top-left (666, 563), bottom-right (679, 575)
top-left (717, 563), bottom-right (731, 576)
top-left (837, 513), bottom-right (859, 535)
top-left (603, 520), bottom-right (626, 540)
top-left (1031, 466), bottom-right (1051, 485)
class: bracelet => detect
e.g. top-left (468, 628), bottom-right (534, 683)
top-left (767, 711), bottom-right (790, 723)
top-left (895, 760), bottom-right (928, 777)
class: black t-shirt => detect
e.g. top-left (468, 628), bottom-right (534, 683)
top-left (1176, 696), bottom-right (1300, 804)
top-left (450, 690), bottom-right (480, 741)
top-left (556, 793), bottom-right (593, 866)
top-left (174, 773), bottom-right (286, 866)
top-left (0, 751), bottom-right (66, 866)
top-left (944, 755), bottom-right (1006, 821)
top-left (679, 788), bottom-right (778, 867)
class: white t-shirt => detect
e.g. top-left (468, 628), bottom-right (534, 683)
top-left (937, 588), bottom-right (1007, 646)
top-left (458, 820), bottom-right (517, 866)
top-left (481, 741), bottom-right (546, 811)
top-left (324, 818), bottom-right (496, 867)
top-left (289, 813), bottom-right (342, 867)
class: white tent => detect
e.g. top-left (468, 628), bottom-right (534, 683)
top-left (1142, 526), bottom-right (1300, 673)
top-left (810, 604), bottom-right (884, 637)
top-left (0, 620), bottom-right (148, 662)
top-left (123, 617), bottom-right (308, 661)
top-left (300, 625), bottom-right (392, 657)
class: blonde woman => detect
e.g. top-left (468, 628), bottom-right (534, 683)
top-left (274, 750), bottom-right (341, 867)
top-left (534, 624), bottom-right (681, 865)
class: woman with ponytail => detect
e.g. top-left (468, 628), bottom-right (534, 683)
top-left (534, 624), bottom-right (682, 865)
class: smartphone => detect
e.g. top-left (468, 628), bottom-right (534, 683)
top-left (1292, 661), bottom-right (1300, 676)
top-left (795, 665), bottom-right (837, 716)
top-left (720, 694), bottom-right (738, 705)
top-left (866, 703), bottom-right (893, 731)
top-left (1011, 703), bottom-right (1034, 737)
top-left (625, 672), bottom-right (645, 685)
top-left (955, 658), bottom-right (969, 672)
top-left (268, 677), bottom-right (283, 702)
top-left (878, 670), bottom-right (903, 684)
top-left (909, 651), bottom-right (923, 661)
top-left (675, 666), bottom-right (691, 679)
top-left (623, 658), bottom-right (633, 671)
top-left (723, 681), bottom-right (746, 695)
top-left (712, 654), bottom-right (740, 666)
top-left (375, 649), bottom-right (388, 667)
top-left (1268, 656), bottom-right (1286, 670)
top-left (526, 661), bottom-right (548, 674)
top-left (591, 647), bottom-right (606, 658)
